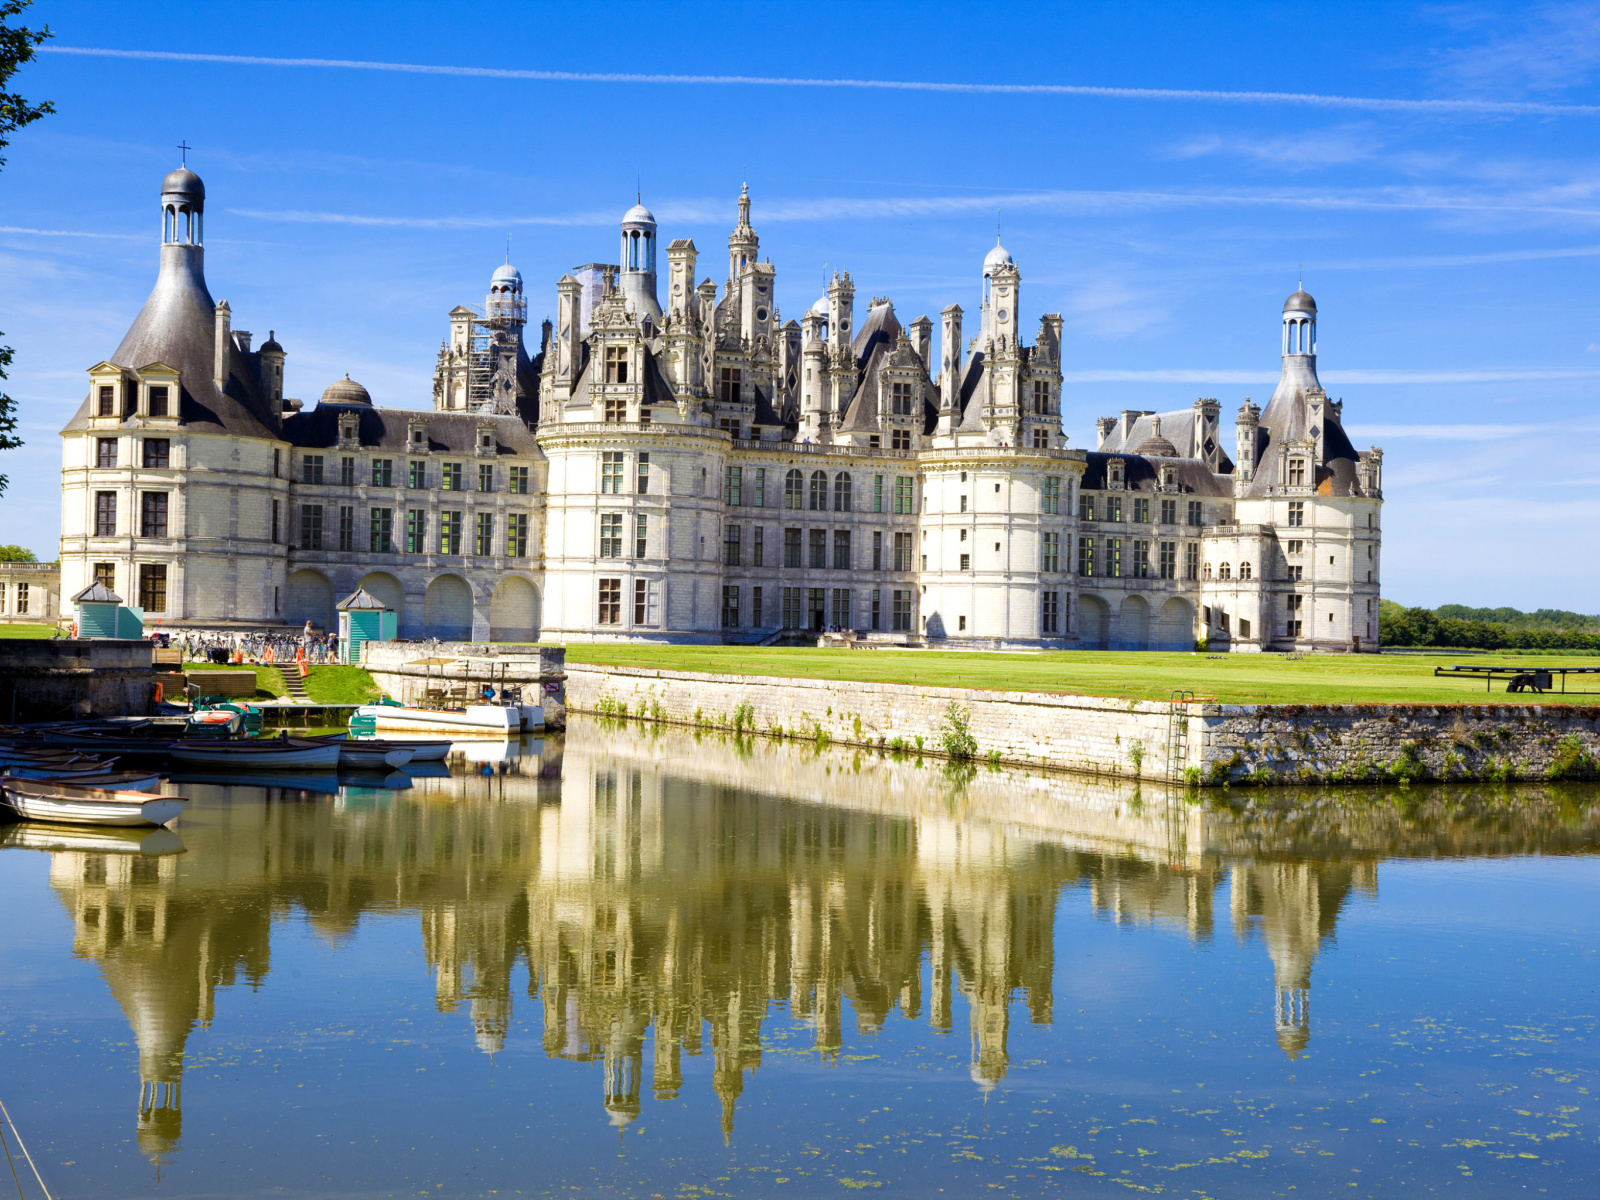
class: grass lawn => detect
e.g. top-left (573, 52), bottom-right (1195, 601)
top-left (181, 661), bottom-right (285, 700)
top-left (560, 645), bottom-right (1600, 706)
top-left (0, 624), bottom-right (58, 638)
top-left (303, 666), bottom-right (381, 705)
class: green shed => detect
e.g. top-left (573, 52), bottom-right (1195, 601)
top-left (72, 581), bottom-right (126, 638)
top-left (337, 587), bottom-right (396, 664)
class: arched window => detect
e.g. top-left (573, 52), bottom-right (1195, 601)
top-left (834, 472), bottom-right (852, 512)
top-left (1240, 561), bottom-right (1253, 580)
top-left (1203, 564), bottom-right (1213, 581)
top-left (809, 470), bottom-right (827, 511)
top-left (784, 468), bottom-right (803, 510)
top-left (1219, 562), bottom-right (1232, 580)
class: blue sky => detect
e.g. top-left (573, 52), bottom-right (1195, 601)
top-left (2, 0), bottom-right (1598, 608)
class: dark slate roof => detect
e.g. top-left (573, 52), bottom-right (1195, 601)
top-left (1079, 451), bottom-right (1232, 496)
top-left (338, 587), bottom-right (388, 610)
top-left (63, 244), bottom-right (281, 440)
top-left (71, 582), bottom-right (122, 604)
top-left (1246, 357), bottom-right (1364, 497)
top-left (282, 404), bottom-right (542, 455)
top-left (835, 303), bottom-right (940, 435)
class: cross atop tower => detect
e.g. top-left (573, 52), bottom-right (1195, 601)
top-left (177, 140), bottom-right (191, 166)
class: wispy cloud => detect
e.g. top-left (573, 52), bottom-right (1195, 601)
top-left (1063, 369), bottom-right (1600, 386)
top-left (1345, 422), bottom-right (1546, 440)
top-left (0, 225), bottom-right (141, 240)
top-left (38, 45), bottom-right (1600, 118)
top-left (1169, 128), bottom-right (1382, 170)
top-left (1435, 3), bottom-right (1600, 98)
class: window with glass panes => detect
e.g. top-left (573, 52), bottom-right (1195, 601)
top-left (1187, 500), bottom-right (1202, 526)
top-left (752, 526), bottom-right (764, 566)
top-left (340, 456), bottom-right (355, 485)
top-left (635, 454), bottom-right (649, 494)
top-left (831, 588), bottom-right (851, 627)
top-left (872, 531), bottom-right (883, 570)
top-left (302, 454), bottom-right (324, 484)
top-left (721, 585), bottom-right (740, 627)
top-left (892, 590), bottom-right (913, 632)
top-left (808, 471), bottom-right (826, 510)
top-left (600, 514), bottom-right (623, 558)
top-left (140, 492), bottom-right (168, 538)
top-left (1133, 539), bottom-right (1150, 578)
top-left (893, 531), bottom-right (912, 571)
top-left (507, 512), bottom-right (529, 557)
top-left (1159, 540), bottom-right (1177, 579)
top-left (635, 514), bottom-right (647, 558)
top-left (834, 472), bottom-right (852, 511)
top-left (1042, 476), bottom-right (1060, 514)
top-left (1033, 379), bottom-right (1049, 414)
top-left (751, 466), bottom-right (765, 506)
top-left (138, 564), bottom-right (167, 613)
top-left (724, 465), bottom-right (741, 505)
top-left (872, 475), bottom-right (884, 512)
top-left (340, 506), bottom-right (355, 551)
top-left (724, 525), bottom-right (740, 566)
top-left (833, 530), bottom-right (851, 569)
top-left (1078, 536), bottom-right (1095, 576)
top-left (809, 529), bottom-right (826, 569)
top-left (1079, 493), bottom-right (1095, 521)
top-left (784, 469), bottom-right (803, 508)
top-left (784, 528), bottom-right (801, 568)
top-left (870, 588), bottom-right (882, 630)
top-left (436, 510), bottom-right (459, 554)
top-left (93, 562), bottom-right (115, 591)
top-left (300, 504), bottom-right (323, 550)
top-left (894, 476), bottom-right (914, 513)
top-left (441, 462), bottom-right (463, 491)
top-left (634, 580), bottom-right (648, 625)
top-left (1042, 591), bottom-right (1059, 633)
top-left (409, 460), bottom-right (426, 489)
top-left (597, 579), bottom-right (621, 623)
top-left (1106, 496), bottom-right (1122, 522)
top-left (478, 464), bottom-right (494, 492)
top-left (506, 464), bottom-right (526, 494)
top-left (475, 512), bottom-right (494, 555)
top-left (1042, 531), bottom-right (1060, 572)
top-left (1288, 501), bottom-right (1305, 527)
top-left (751, 586), bottom-right (763, 627)
top-left (719, 366), bottom-right (741, 402)
top-left (372, 507), bottom-right (395, 552)
top-left (403, 509), bottom-right (424, 553)
top-left (782, 587), bottom-right (802, 628)
top-left (601, 452), bottom-right (624, 494)
top-left (96, 437), bottom-right (117, 468)
top-left (1184, 542), bottom-right (1199, 580)
top-left (1108, 537), bottom-right (1122, 577)
top-left (891, 428), bottom-right (911, 451)
top-left (1160, 498), bottom-right (1177, 524)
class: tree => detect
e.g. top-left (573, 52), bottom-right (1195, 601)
top-left (0, 0), bottom-right (54, 496)
top-left (0, 543), bottom-right (35, 561)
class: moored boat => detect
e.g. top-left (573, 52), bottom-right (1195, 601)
top-left (0, 780), bottom-right (188, 827)
top-left (352, 702), bottom-right (521, 734)
top-left (347, 737), bottom-right (452, 762)
top-left (298, 736), bottom-right (415, 769)
top-left (4, 769), bottom-right (162, 792)
top-left (170, 735), bottom-right (342, 770)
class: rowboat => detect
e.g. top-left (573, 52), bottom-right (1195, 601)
top-left (299, 736), bottom-right (415, 769)
top-left (0, 780), bottom-right (188, 827)
top-left (348, 737), bottom-right (452, 762)
top-left (352, 702), bottom-right (522, 734)
top-left (4, 769), bottom-right (162, 792)
top-left (169, 736), bottom-right (342, 770)
top-left (1, 759), bottom-right (122, 780)
top-left (185, 708), bottom-right (245, 736)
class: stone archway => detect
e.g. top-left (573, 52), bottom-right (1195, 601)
top-left (1077, 595), bottom-right (1110, 650)
top-left (423, 574), bottom-right (473, 641)
top-left (489, 576), bottom-right (540, 643)
top-left (1119, 595), bottom-right (1151, 651)
top-left (285, 569), bottom-right (335, 630)
top-left (1156, 597), bottom-right (1196, 651)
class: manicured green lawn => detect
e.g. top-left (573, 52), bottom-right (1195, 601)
top-left (560, 645), bottom-right (1600, 706)
top-left (0, 623), bottom-right (57, 638)
top-left (303, 666), bottom-right (381, 705)
top-left (181, 661), bottom-right (285, 700)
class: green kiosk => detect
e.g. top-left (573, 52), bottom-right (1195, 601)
top-left (337, 587), bottom-right (396, 664)
top-left (72, 581), bottom-right (145, 638)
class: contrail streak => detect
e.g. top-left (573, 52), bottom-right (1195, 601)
top-left (39, 46), bottom-right (1600, 117)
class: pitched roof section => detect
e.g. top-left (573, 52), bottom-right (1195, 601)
top-left (1079, 452), bottom-right (1233, 496)
top-left (281, 405), bottom-right (542, 455)
top-left (1245, 354), bottom-right (1365, 497)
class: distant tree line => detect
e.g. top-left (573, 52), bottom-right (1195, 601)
top-left (1380, 600), bottom-right (1600, 651)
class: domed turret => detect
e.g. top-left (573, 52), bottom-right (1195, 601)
top-left (984, 241), bottom-right (1013, 271)
top-left (487, 258), bottom-right (527, 324)
top-left (808, 294), bottom-right (830, 318)
top-left (618, 196), bottom-right (661, 324)
top-left (320, 374), bottom-right (372, 407)
top-left (162, 165), bottom-right (205, 246)
top-left (1283, 289), bottom-right (1316, 314)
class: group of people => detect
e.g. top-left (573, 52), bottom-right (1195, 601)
top-left (170, 626), bottom-right (340, 666)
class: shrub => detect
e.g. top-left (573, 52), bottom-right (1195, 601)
top-left (939, 702), bottom-right (978, 761)
top-left (1127, 739), bottom-right (1146, 772)
top-left (731, 700), bottom-right (755, 733)
top-left (1548, 735), bottom-right (1600, 781)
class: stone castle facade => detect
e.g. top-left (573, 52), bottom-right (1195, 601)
top-left (59, 167), bottom-right (1383, 649)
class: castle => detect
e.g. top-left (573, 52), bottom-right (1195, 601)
top-left (58, 166), bottom-right (1383, 650)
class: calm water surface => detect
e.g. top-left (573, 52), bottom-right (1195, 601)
top-left (1, 717), bottom-right (1597, 1198)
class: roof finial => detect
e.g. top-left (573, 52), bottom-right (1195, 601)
top-left (505, 233), bottom-right (511, 265)
top-left (177, 140), bottom-right (191, 167)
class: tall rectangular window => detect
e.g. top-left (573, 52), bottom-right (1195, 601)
top-left (435, 510), bottom-right (459, 554)
top-left (1078, 536), bottom-right (1095, 576)
top-left (635, 454), bottom-right (649, 495)
top-left (371, 507), bottom-right (394, 552)
top-left (1159, 540), bottom-right (1177, 579)
top-left (751, 466), bottom-right (765, 507)
top-left (1133, 498), bottom-right (1150, 523)
top-left (300, 504), bottom-right (324, 550)
top-left (507, 512), bottom-right (529, 557)
top-left (601, 452), bottom-right (624, 494)
top-left (1106, 496), bottom-right (1122, 522)
top-left (138, 564), bottom-right (167, 613)
top-left (441, 462), bottom-right (463, 491)
top-left (1288, 501), bottom-right (1305, 527)
top-left (1079, 494), bottom-right (1095, 521)
top-left (600, 513), bottom-right (623, 558)
top-left (478, 463), bottom-right (494, 493)
top-left (93, 562), bottom-right (115, 591)
top-left (833, 473), bottom-right (853, 512)
top-left (1042, 591), bottom-right (1060, 634)
top-left (894, 476), bottom-right (914, 514)
top-left (340, 456), bottom-right (355, 486)
top-left (784, 528), bottom-right (802, 568)
top-left (892, 590), bottom-right (913, 632)
top-left (721, 585), bottom-right (740, 628)
top-left (409, 460), bottom-right (426, 489)
top-left (872, 530), bottom-right (883, 571)
top-left (751, 585), bottom-right (763, 627)
top-left (1108, 537), bottom-right (1122, 577)
top-left (507, 464), bottom-right (527, 494)
top-left (752, 525), bottom-right (764, 567)
top-left (891, 380), bottom-right (914, 415)
top-left (870, 588), bottom-right (882, 631)
top-left (959, 553), bottom-right (971, 572)
top-left (1187, 500), bottom-right (1203, 526)
top-left (372, 458), bottom-right (394, 487)
top-left (635, 514), bottom-right (648, 558)
top-left (147, 386), bottom-right (170, 417)
top-left (808, 588), bottom-right (826, 630)
top-left (718, 365), bottom-right (741, 402)
top-left (893, 531), bottom-right (912, 572)
top-left (302, 455), bottom-right (324, 485)
top-left (1184, 542), bottom-right (1199, 580)
top-left (405, 509), bottom-right (426, 553)
top-left (598, 578), bottom-right (621, 624)
top-left (1042, 476), bottom-right (1061, 514)
top-left (13, 583), bottom-right (27, 614)
top-left (96, 438), bottom-right (117, 468)
top-left (605, 345), bottom-right (628, 383)
top-left (140, 438), bottom-right (169, 468)
top-left (724, 524), bottom-right (741, 566)
top-left (634, 579), bottom-right (647, 625)
top-left (476, 512), bottom-right (494, 556)
top-left (833, 530), bottom-right (851, 570)
top-left (1042, 531), bottom-right (1060, 572)
top-left (271, 499), bottom-right (280, 543)
top-left (809, 529), bottom-right (826, 569)
top-left (1160, 498), bottom-right (1177, 525)
top-left (140, 492), bottom-right (168, 538)
top-left (1033, 379), bottom-right (1050, 415)
top-left (784, 469), bottom-right (803, 509)
top-left (1133, 539), bottom-right (1150, 578)
top-left (782, 587), bottom-right (803, 629)
top-left (831, 588), bottom-right (851, 628)
top-left (340, 506), bottom-right (356, 551)
top-left (891, 428), bottom-right (911, 452)
top-left (724, 465), bottom-right (742, 506)
top-left (97, 384), bottom-right (116, 417)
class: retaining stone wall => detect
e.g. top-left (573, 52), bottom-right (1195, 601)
top-left (361, 642), bottom-right (568, 727)
top-left (563, 664), bottom-right (1600, 786)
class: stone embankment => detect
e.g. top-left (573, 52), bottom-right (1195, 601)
top-left (563, 664), bottom-right (1600, 786)
top-left (361, 642), bottom-right (568, 727)
top-left (0, 638), bottom-right (155, 721)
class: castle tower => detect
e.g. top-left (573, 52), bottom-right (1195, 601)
top-left (1234, 400), bottom-right (1260, 497)
top-left (979, 241), bottom-right (1014, 345)
top-left (1268, 288), bottom-right (1321, 407)
top-left (726, 183), bottom-right (759, 295)
top-left (618, 200), bottom-right (662, 327)
top-left (799, 302), bottom-right (829, 440)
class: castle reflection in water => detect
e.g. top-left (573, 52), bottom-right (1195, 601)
top-left (29, 720), bottom-right (1600, 1161)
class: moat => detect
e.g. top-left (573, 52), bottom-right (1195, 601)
top-left (1, 717), bottom-right (1596, 1197)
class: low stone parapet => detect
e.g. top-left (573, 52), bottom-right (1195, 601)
top-left (0, 638), bottom-right (155, 721)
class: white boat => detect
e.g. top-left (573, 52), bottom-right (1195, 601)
top-left (1, 780), bottom-right (188, 828)
top-left (354, 703), bottom-right (522, 734)
top-left (4, 769), bottom-right (162, 792)
top-left (327, 739), bottom-right (415, 769)
top-left (348, 737), bottom-right (452, 762)
top-left (170, 736), bottom-right (343, 770)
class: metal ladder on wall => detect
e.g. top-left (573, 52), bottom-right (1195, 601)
top-left (1165, 690), bottom-right (1195, 788)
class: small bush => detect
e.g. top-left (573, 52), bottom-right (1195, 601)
top-left (1548, 735), bottom-right (1600, 781)
top-left (939, 702), bottom-right (978, 761)
top-left (731, 700), bottom-right (755, 733)
top-left (1127, 739), bottom-right (1146, 772)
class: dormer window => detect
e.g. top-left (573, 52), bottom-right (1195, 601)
top-left (606, 345), bottom-right (629, 384)
top-left (410, 428), bottom-right (426, 448)
top-left (1108, 460), bottom-right (1124, 488)
top-left (1161, 466), bottom-right (1176, 490)
top-left (98, 385), bottom-right (116, 417)
top-left (480, 432), bottom-right (493, 450)
top-left (340, 417), bottom-right (358, 442)
top-left (1288, 459), bottom-right (1307, 487)
top-left (891, 381), bottom-right (913, 415)
top-left (148, 386), bottom-right (170, 418)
